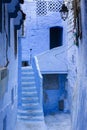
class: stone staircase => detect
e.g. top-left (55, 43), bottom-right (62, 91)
top-left (17, 66), bottom-right (44, 122)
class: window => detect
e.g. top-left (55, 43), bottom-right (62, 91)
top-left (36, 1), bottom-right (47, 16)
top-left (48, 1), bottom-right (62, 12)
top-left (50, 26), bottom-right (63, 49)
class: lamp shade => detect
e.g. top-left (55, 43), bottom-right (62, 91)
top-left (60, 3), bottom-right (69, 21)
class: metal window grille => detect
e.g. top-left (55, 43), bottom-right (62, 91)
top-left (48, 1), bottom-right (62, 12)
top-left (36, 1), bottom-right (47, 16)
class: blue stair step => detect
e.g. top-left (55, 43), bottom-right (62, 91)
top-left (21, 84), bottom-right (35, 87)
top-left (21, 94), bottom-right (37, 98)
top-left (18, 66), bottom-right (44, 122)
top-left (18, 106), bottom-right (41, 111)
top-left (17, 117), bottom-right (44, 122)
top-left (18, 109), bottom-right (43, 114)
top-left (21, 78), bottom-right (35, 82)
top-left (21, 100), bottom-right (39, 104)
top-left (21, 81), bottom-right (35, 84)
top-left (18, 112), bottom-right (43, 117)
top-left (22, 73), bottom-right (34, 77)
top-left (22, 90), bottom-right (37, 95)
top-left (21, 96), bottom-right (38, 99)
top-left (22, 69), bottom-right (33, 72)
top-left (21, 81), bottom-right (35, 85)
top-left (17, 113), bottom-right (44, 121)
top-left (21, 97), bottom-right (39, 103)
top-left (22, 66), bottom-right (33, 70)
top-left (22, 88), bottom-right (37, 92)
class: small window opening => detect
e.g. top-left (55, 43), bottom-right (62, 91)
top-left (22, 61), bottom-right (29, 67)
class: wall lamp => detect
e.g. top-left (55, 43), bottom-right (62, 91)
top-left (59, 2), bottom-right (69, 21)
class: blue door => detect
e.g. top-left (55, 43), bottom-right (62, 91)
top-left (43, 74), bottom-right (67, 115)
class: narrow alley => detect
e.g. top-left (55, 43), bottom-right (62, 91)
top-left (16, 113), bottom-right (71, 130)
top-left (0, 0), bottom-right (87, 130)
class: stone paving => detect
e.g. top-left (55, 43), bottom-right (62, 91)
top-left (45, 113), bottom-right (71, 130)
top-left (15, 113), bottom-right (71, 130)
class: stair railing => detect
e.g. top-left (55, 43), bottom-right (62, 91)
top-left (32, 56), bottom-right (43, 107)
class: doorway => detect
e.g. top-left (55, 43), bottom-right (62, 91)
top-left (43, 74), bottom-right (68, 115)
top-left (50, 26), bottom-right (63, 49)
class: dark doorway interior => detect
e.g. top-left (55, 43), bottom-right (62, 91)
top-left (22, 61), bottom-right (29, 67)
top-left (50, 26), bottom-right (63, 49)
top-left (59, 99), bottom-right (64, 111)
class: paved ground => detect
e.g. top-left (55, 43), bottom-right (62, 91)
top-left (45, 113), bottom-right (71, 130)
top-left (15, 113), bottom-right (71, 130)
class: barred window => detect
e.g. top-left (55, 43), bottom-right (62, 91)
top-left (36, 1), bottom-right (47, 16)
top-left (48, 1), bottom-right (62, 12)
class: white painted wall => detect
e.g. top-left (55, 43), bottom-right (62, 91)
top-left (66, 0), bottom-right (87, 130)
top-left (71, 1), bottom-right (87, 130)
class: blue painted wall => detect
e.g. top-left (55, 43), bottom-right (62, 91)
top-left (21, 1), bottom-right (68, 62)
top-left (0, 4), bottom-right (18, 130)
top-left (18, 36), bottom-right (22, 107)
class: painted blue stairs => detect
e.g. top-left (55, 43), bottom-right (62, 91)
top-left (17, 66), bottom-right (44, 122)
